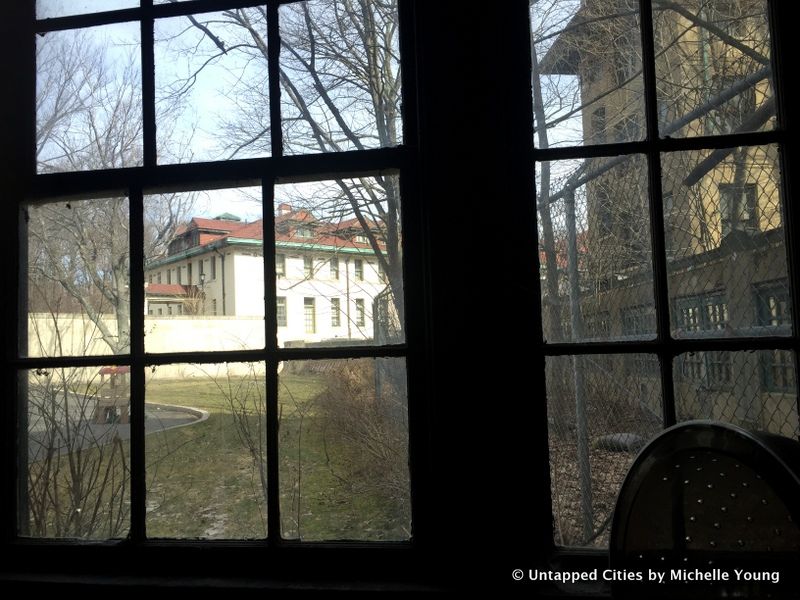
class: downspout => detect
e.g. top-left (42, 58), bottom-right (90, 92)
top-left (212, 245), bottom-right (226, 316)
top-left (345, 256), bottom-right (352, 339)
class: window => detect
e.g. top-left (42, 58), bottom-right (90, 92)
top-left (755, 282), bottom-right (795, 392)
top-left (331, 298), bottom-right (341, 327)
top-left (276, 297), bottom-right (287, 327)
top-left (330, 256), bottom-right (339, 280)
top-left (14, 0), bottom-right (414, 562)
top-left (591, 107), bottom-right (606, 144)
top-left (674, 292), bottom-right (732, 389)
top-left (355, 234), bottom-right (368, 243)
top-left (354, 259), bottom-right (364, 281)
top-left (355, 298), bottom-right (366, 327)
top-left (304, 298), bottom-right (316, 334)
top-left (532, 0), bottom-right (796, 553)
top-left (719, 183), bottom-right (757, 236)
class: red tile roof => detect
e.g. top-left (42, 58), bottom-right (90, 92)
top-left (146, 283), bottom-right (194, 296)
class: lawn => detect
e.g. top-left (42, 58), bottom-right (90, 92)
top-left (144, 369), bottom-right (409, 541)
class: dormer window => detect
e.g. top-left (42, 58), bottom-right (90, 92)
top-left (355, 233), bottom-right (368, 243)
top-left (296, 226), bottom-right (312, 238)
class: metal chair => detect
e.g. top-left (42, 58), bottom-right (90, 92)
top-left (609, 420), bottom-right (800, 598)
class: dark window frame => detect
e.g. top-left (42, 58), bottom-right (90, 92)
top-left (536, 0), bottom-right (799, 567)
top-left (2, 0), bottom-right (428, 586)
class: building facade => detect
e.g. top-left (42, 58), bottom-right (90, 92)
top-left (144, 205), bottom-right (391, 346)
top-left (539, 0), bottom-right (796, 436)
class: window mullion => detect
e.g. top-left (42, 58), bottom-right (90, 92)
top-left (141, 0), bottom-right (156, 168)
top-left (129, 185), bottom-right (147, 541)
top-left (267, 0), bottom-right (283, 158)
top-left (262, 178), bottom-right (281, 543)
top-left (639, 0), bottom-right (676, 428)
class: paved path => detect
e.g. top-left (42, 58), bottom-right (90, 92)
top-left (26, 402), bottom-right (207, 463)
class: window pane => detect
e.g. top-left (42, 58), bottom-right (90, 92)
top-left (279, 0), bottom-right (402, 154)
top-left (37, 1), bottom-right (138, 19)
top-left (279, 358), bottom-right (410, 541)
top-left (144, 187), bottom-right (265, 352)
top-left (24, 197), bottom-right (130, 357)
top-left (275, 176), bottom-right (404, 346)
top-left (663, 145), bottom-right (790, 337)
top-left (538, 155), bottom-right (655, 343)
top-left (155, 10), bottom-right (271, 163)
top-left (675, 350), bottom-right (798, 437)
top-left (653, 0), bottom-right (774, 138)
top-left (145, 362), bottom-right (268, 539)
top-left (547, 354), bottom-right (662, 548)
top-left (36, 23), bottom-right (142, 173)
top-left (530, 0), bottom-right (644, 147)
top-left (20, 366), bottom-right (131, 539)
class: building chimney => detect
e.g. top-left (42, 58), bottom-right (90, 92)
top-left (278, 203), bottom-right (293, 216)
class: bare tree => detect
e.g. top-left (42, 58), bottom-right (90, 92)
top-left (158, 0), bottom-right (404, 329)
top-left (29, 30), bottom-right (195, 356)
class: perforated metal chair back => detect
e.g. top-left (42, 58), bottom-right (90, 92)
top-left (610, 420), bottom-right (800, 598)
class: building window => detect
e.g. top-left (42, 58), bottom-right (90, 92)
top-left (591, 107), bottom-right (606, 144)
top-left (157, 271), bottom-right (162, 284)
top-left (296, 226), bottom-right (312, 238)
top-left (674, 293), bottom-right (731, 388)
top-left (355, 298), bottom-right (366, 327)
top-left (330, 256), bottom-right (339, 280)
top-left (331, 298), bottom-right (341, 327)
top-left (187, 262), bottom-right (193, 285)
top-left (167, 269), bottom-right (172, 285)
top-left (304, 256), bottom-right (313, 278)
top-left (719, 183), bottom-right (757, 236)
top-left (211, 256), bottom-right (216, 280)
top-left (354, 259), bottom-right (364, 281)
top-left (355, 234), bottom-right (368, 243)
top-left (276, 297), bottom-right (287, 327)
top-left (275, 254), bottom-right (285, 278)
top-left (304, 298), bottom-right (316, 334)
top-left (755, 282), bottom-right (795, 392)
top-left (157, 308), bottom-right (163, 316)
top-left (211, 298), bottom-right (217, 316)
top-left (168, 306), bottom-right (173, 316)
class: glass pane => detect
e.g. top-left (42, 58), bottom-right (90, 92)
top-left (24, 197), bottom-right (130, 357)
top-left (530, 0), bottom-right (644, 147)
top-left (663, 145), bottom-right (790, 337)
top-left (20, 366), bottom-right (130, 539)
top-left (279, 358), bottom-right (410, 541)
top-left (538, 155), bottom-right (655, 343)
top-left (37, 1), bottom-right (138, 19)
top-left (654, 0), bottom-right (774, 138)
top-left (279, 0), bottom-right (402, 154)
top-left (155, 9), bottom-right (270, 163)
top-left (547, 354), bottom-right (662, 548)
top-left (36, 23), bottom-right (142, 173)
top-left (675, 350), bottom-right (798, 437)
top-left (146, 363), bottom-right (268, 539)
top-left (144, 187), bottom-right (265, 352)
top-left (275, 176), bottom-right (404, 346)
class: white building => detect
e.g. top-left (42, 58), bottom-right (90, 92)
top-left (144, 205), bottom-right (390, 346)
